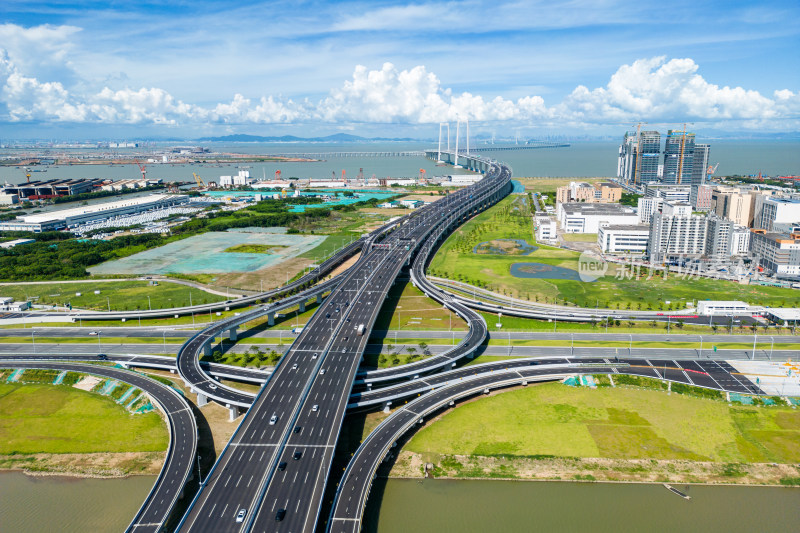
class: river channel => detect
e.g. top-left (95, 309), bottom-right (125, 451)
top-left (0, 471), bottom-right (155, 533)
top-left (364, 478), bottom-right (800, 532)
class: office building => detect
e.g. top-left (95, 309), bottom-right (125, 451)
top-left (662, 130), bottom-right (695, 185)
top-left (753, 196), bottom-right (800, 232)
top-left (535, 215), bottom-right (557, 244)
top-left (691, 184), bottom-right (713, 211)
top-left (644, 183), bottom-right (691, 203)
top-left (712, 186), bottom-right (753, 227)
top-left (637, 196), bottom-right (663, 225)
top-left (556, 203), bottom-right (638, 233)
top-left (556, 181), bottom-right (622, 204)
top-left (618, 130), bottom-right (661, 185)
top-left (749, 230), bottom-right (800, 276)
top-left (597, 224), bottom-right (650, 254)
top-left (648, 209), bottom-right (709, 262)
top-left (731, 225), bottom-right (751, 256)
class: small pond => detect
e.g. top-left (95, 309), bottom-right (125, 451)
top-left (472, 239), bottom-right (538, 255)
top-left (510, 262), bottom-right (590, 281)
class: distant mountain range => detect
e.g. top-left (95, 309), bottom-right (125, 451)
top-left (194, 133), bottom-right (421, 143)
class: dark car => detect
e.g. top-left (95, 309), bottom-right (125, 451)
top-left (277, 461), bottom-right (287, 471)
top-left (97, 354), bottom-right (108, 360)
top-left (293, 450), bottom-right (302, 460)
top-left (275, 508), bottom-right (286, 521)
top-left (293, 426), bottom-right (302, 434)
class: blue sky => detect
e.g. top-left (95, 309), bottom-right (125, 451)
top-left (0, 0), bottom-right (798, 138)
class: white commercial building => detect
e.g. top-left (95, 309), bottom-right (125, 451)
top-left (754, 196), bottom-right (800, 231)
top-left (648, 210), bottom-right (709, 262)
top-left (637, 197), bottom-right (663, 224)
top-left (0, 193), bottom-right (18, 205)
top-left (597, 224), bottom-right (650, 254)
top-left (697, 300), bottom-right (757, 316)
top-left (535, 215), bottom-right (557, 244)
top-left (0, 194), bottom-right (189, 232)
top-left (220, 170), bottom-right (252, 188)
top-left (556, 203), bottom-right (638, 233)
top-left (749, 230), bottom-right (800, 276)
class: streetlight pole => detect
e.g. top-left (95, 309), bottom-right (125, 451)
top-left (31, 329), bottom-right (35, 354)
top-left (699, 335), bottom-right (703, 358)
top-left (107, 297), bottom-right (111, 312)
top-left (769, 336), bottom-right (774, 361)
top-left (148, 296), bottom-right (151, 311)
top-left (570, 333), bottom-right (574, 356)
top-left (163, 330), bottom-right (166, 353)
top-left (98, 331), bottom-right (101, 353)
top-left (197, 455), bottom-right (203, 484)
top-left (752, 333), bottom-right (757, 360)
top-left (629, 334), bottom-right (633, 357)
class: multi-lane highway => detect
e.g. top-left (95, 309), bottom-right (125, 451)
top-left (172, 159), bottom-right (510, 532)
top-left (0, 360), bottom-right (197, 533)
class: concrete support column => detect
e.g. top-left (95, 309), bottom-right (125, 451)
top-left (299, 301), bottom-right (306, 313)
top-left (316, 294), bottom-right (322, 304)
top-left (203, 344), bottom-right (212, 357)
top-left (228, 326), bottom-right (238, 341)
top-left (197, 393), bottom-right (208, 407)
top-left (228, 405), bottom-right (240, 421)
top-left (267, 312), bottom-right (275, 326)
top-left (383, 401), bottom-right (392, 414)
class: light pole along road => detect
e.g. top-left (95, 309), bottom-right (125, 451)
top-left (174, 159), bottom-right (511, 532)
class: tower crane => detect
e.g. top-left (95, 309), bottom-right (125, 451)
top-left (706, 163), bottom-right (719, 181)
top-left (275, 170), bottom-right (281, 181)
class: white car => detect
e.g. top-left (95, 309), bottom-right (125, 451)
top-left (236, 508), bottom-right (247, 523)
top-left (269, 414), bottom-right (278, 425)
top-left (88, 331), bottom-right (99, 336)
top-left (312, 405), bottom-right (319, 412)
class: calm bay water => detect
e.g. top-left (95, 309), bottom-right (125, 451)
top-left (0, 471), bottom-right (156, 533)
top-left (1, 140), bottom-right (797, 186)
top-left (366, 478), bottom-right (800, 533)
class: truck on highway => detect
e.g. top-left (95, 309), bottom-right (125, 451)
top-left (292, 327), bottom-right (304, 334)
top-left (356, 324), bottom-right (366, 336)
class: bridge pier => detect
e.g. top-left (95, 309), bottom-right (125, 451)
top-left (203, 344), bottom-right (212, 357)
top-left (227, 405), bottom-right (240, 421)
top-left (299, 301), bottom-right (306, 313)
top-left (197, 393), bottom-right (208, 407)
top-left (316, 294), bottom-right (322, 304)
top-left (267, 312), bottom-right (275, 326)
top-left (228, 326), bottom-right (238, 341)
top-left (383, 401), bottom-right (392, 414)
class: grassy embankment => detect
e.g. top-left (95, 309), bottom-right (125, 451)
top-left (0, 380), bottom-right (167, 476)
top-left (428, 195), bottom-right (800, 311)
top-left (0, 280), bottom-right (226, 312)
top-left (393, 379), bottom-right (800, 486)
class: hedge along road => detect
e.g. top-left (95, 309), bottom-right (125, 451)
top-left (0, 361), bottom-right (197, 533)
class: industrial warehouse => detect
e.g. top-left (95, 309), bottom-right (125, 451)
top-left (0, 194), bottom-right (189, 232)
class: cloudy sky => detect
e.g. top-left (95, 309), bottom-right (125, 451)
top-left (1, 0), bottom-right (798, 139)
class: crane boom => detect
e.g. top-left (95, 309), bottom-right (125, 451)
top-left (193, 172), bottom-right (206, 188)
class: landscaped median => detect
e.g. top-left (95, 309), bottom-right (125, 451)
top-left (389, 377), bottom-right (800, 487)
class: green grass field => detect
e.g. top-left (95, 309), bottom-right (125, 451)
top-left (0, 383), bottom-right (168, 454)
top-left (405, 382), bottom-right (800, 463)
top-left (223, 243), bottom-right (287, 254)
top-left (1, 280), bottom-right (226, 312)
top-left (429, 196), bottom-right (800, 310)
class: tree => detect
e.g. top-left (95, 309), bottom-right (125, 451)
top-left (676, 319), bottom-right (685, 330)
top-left (418, 342), bottom-right (429, 356)
top-left (711, 325), bottom-right (718, 333)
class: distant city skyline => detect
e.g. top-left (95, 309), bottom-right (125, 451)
top-left (1, 0), bottom-right (798, 138)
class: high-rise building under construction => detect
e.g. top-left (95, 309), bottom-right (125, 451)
top-left (617, 130), bottom-right (661, 185)
top-left (662, 129), bottom-right (695, 185)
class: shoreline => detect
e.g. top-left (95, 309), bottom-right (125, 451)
top-left (389, 451), bottom-right (800, 488)
top-left (0, 451), bottom-right (165, 479)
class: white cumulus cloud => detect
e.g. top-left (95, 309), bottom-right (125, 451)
top-left (0, 52), bottom-right (797, 129)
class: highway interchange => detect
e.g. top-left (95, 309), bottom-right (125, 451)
top-left (2, 156), bottom-right (773, 533)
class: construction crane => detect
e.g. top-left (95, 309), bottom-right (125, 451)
top-left (192, 172), bottom-right (206, 188)
top-left (275, 170), bottom-right (281, 181)
top-left (706, 163), bottom-right (719, 181)
top-left (134, 158), bottom-right (147, 181)
top-left (357, 168), bottom-right (364, 185)
top-left (675, 122), bottom-right (693, 184)
top-left (419, 168), bottom-right (427, 183)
